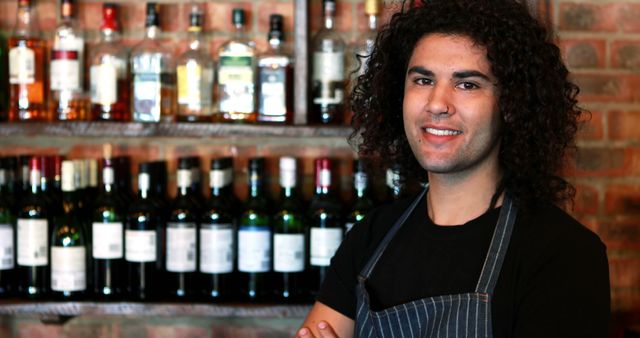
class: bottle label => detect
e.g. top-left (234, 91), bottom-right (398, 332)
top-left (50, 49), bottom-right (82, 91)
top-left (17, 218), bottom-right (48, 266)
top-left (210, 169), bottom-right (233, 189)
top-left (176, 169), bottom-right (192, 189)
top-left (92, 222), bottom-right (123, 259)
top-left (273, 233), bottom-right (304, 273)
top-left (9, 46), bottom-right (35, 84)
top-left (177, 62), bottom-right (214, 111)
top-left (125, 229), bottom-right (156, 262)
top-left (238, 227), bottom-right (271, 273)
top-left (90, 64), bottom-right (117, 105)
top-left (218, 55), bottom-right (255, 114)
top-left (0, 224), bottom-right (14, 270)
top-left (259, 67), bottom-right (286, 117)
top-left (166, 224), bottom-right (197, 272)
top-left (312, 51), bottom-right (345, 105)
top-left (132, 72), bottom-right (161, 122)
top-left (310, 227), bottom-right (343, 267)
top-left (354, 172), bottom-right (368, 191)
top-left (51, 246), bottom-right (86, 292)
top-left (200, 224), bottom-right (233, 274)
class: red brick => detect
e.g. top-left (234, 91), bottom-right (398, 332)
top-left (310, 1), bottom-right (354, 33)
top-left (611, 288), bottom-right (640, 313)
top-left (605, 185), bottom-right (640, 215)
top-left (159, 3), bottom-right (190, 33)
top-left (572, 73), bottom-right (640, 103)
top-left (0, 1), bottom-right (17, 31)
top-left (119, 2), bottom-right (146, 32)
top-left (559, 39), bottom-right (606, 69)
top-left (256, 1), bottom-right (294, 35)
top-left (610, 256), bottom-right (640, 289)
top-left (204, 2), bottom-right (253, 33)
top-left (78, 2), bottom-right (103, 31)
top-left (577, 110), bottom-right (604, 141)
top-left (17, 322), bottom-right (62, 338)
top-left (37, 0), bottom-right (58, 32)
top-left (609, 111), bottom-right (640, 141)
top-left (617, 3), bottom-right (640, 33)
top-left (574, 184), bottom-right (599, 215)
top-left (611, 40), bottom-right (640, 70)
top-left (574, 215), bottom-right (599, 234)
top-left (569, 147), bottom-right (627, 177)
top-left (598, 218), bottom-right (640, 250)
top-left (558, 2), bottom-right (618, 32)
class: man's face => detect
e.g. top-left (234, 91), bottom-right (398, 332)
top-left (403, 33), bottom-right (501, 178)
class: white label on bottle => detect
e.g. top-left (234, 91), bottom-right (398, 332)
top-left (218, 55), bottom-right (255, 114)
top-left (210, 169), bottom-right (232, 189)
top-left (51, 246), bottom-right (86, 292)
top-left (313, 51), bottom-right (344, 82)
top-left (320, 169), bottom-right (331, 188)
top-left (200, 224), bottom-right (233, 274)
top-left (238, 227), bottom-right (271, 273)
top-left (176, 169), bottom-right (192, 189)
top-left (0, 225), bottom-right (14, 270)
top-left (9, 46), bottom-right (35, 84)
top-left (132, 72), bottom-right (161, 122)
top-left (273, 233), bottom-right (304, 273)
top-left (51, 52), bottom-right (81, 90)
top-left (91, 64), bottom-right (117, 105)
top-left (354, 172), bottom-right (368, 191)
top-left (92, 222), bottom-right (123, 259)
top-left (17, 219), bottom-right (48, 266)
top-left (125, 229), bottom-right (156, 262)
top-left (259, 66), bottom-right (287, 118)
top-left (310, 227), bottom-right (343, 267)
top-left (166, 224), bottom-right (197, 272)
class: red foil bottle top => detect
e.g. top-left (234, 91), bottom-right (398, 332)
top-left (101, 3), bottom-right (119, 31)
top-left (53, 155), bottom-right (63, 176)
top-left (315, 158), bottom-right (332, 188)
top-left (29, 157), bottom-right (40, 171)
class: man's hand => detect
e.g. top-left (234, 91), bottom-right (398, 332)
top-left (296, 302), bottom-right (354, 338)
top-left (296, 321), bottom-right (340, 338)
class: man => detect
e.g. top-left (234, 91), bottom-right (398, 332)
top-left (297, 0), bottom-right (610, 337)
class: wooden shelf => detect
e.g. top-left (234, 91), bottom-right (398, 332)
top-left (0, 122), bottom-right (352, 139)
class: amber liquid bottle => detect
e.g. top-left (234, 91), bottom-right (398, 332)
top-left (8, 0), bottom-right (48, 122)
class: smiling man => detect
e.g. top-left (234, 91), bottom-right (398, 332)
top-left (296, 0), bottom-right (610, 337)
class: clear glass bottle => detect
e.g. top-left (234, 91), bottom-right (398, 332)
top-left (90, 3), bottom-right (130, 122)
top-left (131, 2), bottom-right (175, 123)
top-left (257, 14), bottom-right (294, 124)
top-left (176, 5), bottom-right (214, 122)
top-left (51, 0), bottom-right (87, 121)
top-left (216, 8), bottom-right (257, 123)
top-left (8, 0), bottom-right (48, 122)
top-left (348, 0), bottom-right (379, 92)
top-left (311, 0), bottom-right (346, 125)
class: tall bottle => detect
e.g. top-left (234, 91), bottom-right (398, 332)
top-left (8, 0), bottom-right (48, 122)
top-left (200, 157), bottom-right (237, 301)
top-left (272, 157), bottom-right (306, 302)
top-left (125, 163), bottom-right (163, 300)
top-left (91, 149), bottom-right (125, 300)
top-left (90, 3), bottom-right (130, 121)
top-left (50, 0), bottom-right (86, 121)
top-left (16, 157), bottom-right (50, 299)
top-left (308, 158), bottom-right (343, 296)
top-left (50, 161), bottom-right (87, 300)
top-left (311, 0), bottom-right (346, 125)
top-left (176, 5), bottom-right (214, 122)
top-left (0, 159), bottom-right (16, 297)
top-left (238, 158), bottom-right (272, 301)
top-left (216, 8), bottom-right (257, 123)
top-left (113, 156), bottom-right (134, 205)
top-left (166, 158), bottom-right (199, 300)
top-left (348, 0), bottom-right (379, 88)
top-left (256, 14), bottom-right (294, 124)
top-left (131, 3), bottom-right (175, 123)
top-left (345, 159), bottom-right (374, 233)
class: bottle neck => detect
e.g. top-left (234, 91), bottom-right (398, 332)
top-left (233, 23), bottom-right (246, 39)
top-left (146, 25), bottom-right (160, 39)
top-left (210, 184), bottom-right (232, 197)
top-left (101, 28), bottom-right (120, 42)
top-left (323, 4), bottom-right (335, 30)
top-left (367, 14), bottom-right (377, 31)
top-left (248, 173), bottom-right (263, 198)
top-left (315, 185), bottom-right (330, 196)
top-left (176, 169), bottom-right (191, 197)
top-left (268, 35), bottom-right (282, 51)
top-left (281, 186), bottom-right (296, 199)
top-left (188, 28), bottom-right (202, 50)
top-left (15, 4), bottom-right (37, 35)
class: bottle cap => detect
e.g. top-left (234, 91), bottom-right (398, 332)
top-left (189, 5), bottom-right (203, 30)
top-left (248, 157), bottom-right (265, 171)
top-left (232, 8), bottom-right (246, 26)
top-left (364, 0), bottom-right (380, 16)
top-left (178, 157), bottom-right (191, 170)
top-left (101, 4), bottom-right (119, 32)
top-left (268, 14), bottom-right (284, 41)
top-left (145, 2), bottom-right (160, 28)
top-left (211, 157), bottom-right (233, 170)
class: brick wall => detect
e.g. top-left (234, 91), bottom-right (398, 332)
top-left (1, 0), bottom-right (640, 337)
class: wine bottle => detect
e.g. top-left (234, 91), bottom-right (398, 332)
top-left (0, 158), bottom-right (16, 297)
top-left (50, 160), bottom-right (87, 300)
top-left (200, 157), bottom-right (237, 301)
top-left (272, 157), bottom-right (306, 302)
top-left (113, 156), bottom-right (134, 205)
top-left (237, 158), bottom-right (272, 302)
top-left (345, 159), bottom-right (374, 233)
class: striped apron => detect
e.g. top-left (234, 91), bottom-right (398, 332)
top-left (355, 188), bottom-right (517, 338)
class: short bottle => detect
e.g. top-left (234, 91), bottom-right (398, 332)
top-left (131, 3), bottom-right (176, 123)
top-left (176, 5), bottom-right (214, 122)
top-left (216, 8), bottom-right (257, 123)
top-left (90, 3), bottom-right (130, 121)
top-left (257, 14), bottom-right (294, 124)
top-left (50, 160), bottom-right (87, 300)
top-left (0, 159), bottom-right (16, 297)
top-left (345, 159), bottom-right (374, 233)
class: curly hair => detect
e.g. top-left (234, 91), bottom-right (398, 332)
top-left (349, 0), bottom-right (584, 212)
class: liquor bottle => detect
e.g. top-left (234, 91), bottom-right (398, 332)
top-left (216, 8), bottom-right (257, 123)
top-left (91, 151), bottom-right (125, 300)
top-left (51, 0), bottom-right (87, 121)
top-left (8, 0), bottom-right (48, 122)
top-left (238, 158), bottom-right (272, 301)
top-left (256, 14), bottom-right (294, 124)
top-left (16, 157), bottom-right (50, 299)
top-left (176, 5), bottom-right (214, 122)
top-left (90, 3), bottom-right (130, 121)
top-left (308, 158), bottom-right (343, 296)
top-left (200, 157), bottom-right (237, 301)
top-left (272, 157), bottom-right (306, 302)
top-left (311, 0), bottom-right (346, 125)
top-left (0, 33), bottom-right (8, 121)
top-left (166, 158), bottom-right (199, 300)
top-left (131, 3), bottom-right (176, 123)
top-left (125, 163), bottom-right (163, 300)
top-left (345, 159), bottom-right (374, 233)
top-left (50, 160), bottom-right (87, 300)
top-left (0, 159), bottom-right (16, 297)
top-left (348, 0), bottom-right (380, 88)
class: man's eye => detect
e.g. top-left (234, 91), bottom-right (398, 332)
top-left (414, 78), bottom-right (433, 85)
top-left (457, 82), bottom-right (479, 90)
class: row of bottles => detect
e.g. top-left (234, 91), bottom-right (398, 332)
top-left (0, 152), bottom-right (409, 303)
top-left (0, 0), bottom-right (382, 125)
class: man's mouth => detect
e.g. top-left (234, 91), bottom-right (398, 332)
top-left (423, 127), bottom-right (463, 136)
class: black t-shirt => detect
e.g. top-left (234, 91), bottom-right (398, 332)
top-left (318, 192), bottom-right (610, 338)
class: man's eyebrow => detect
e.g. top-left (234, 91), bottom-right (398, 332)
top-left (407, 66), bottom-right (433, 77)
top-left (452, 70), bottom-right (492, 82)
